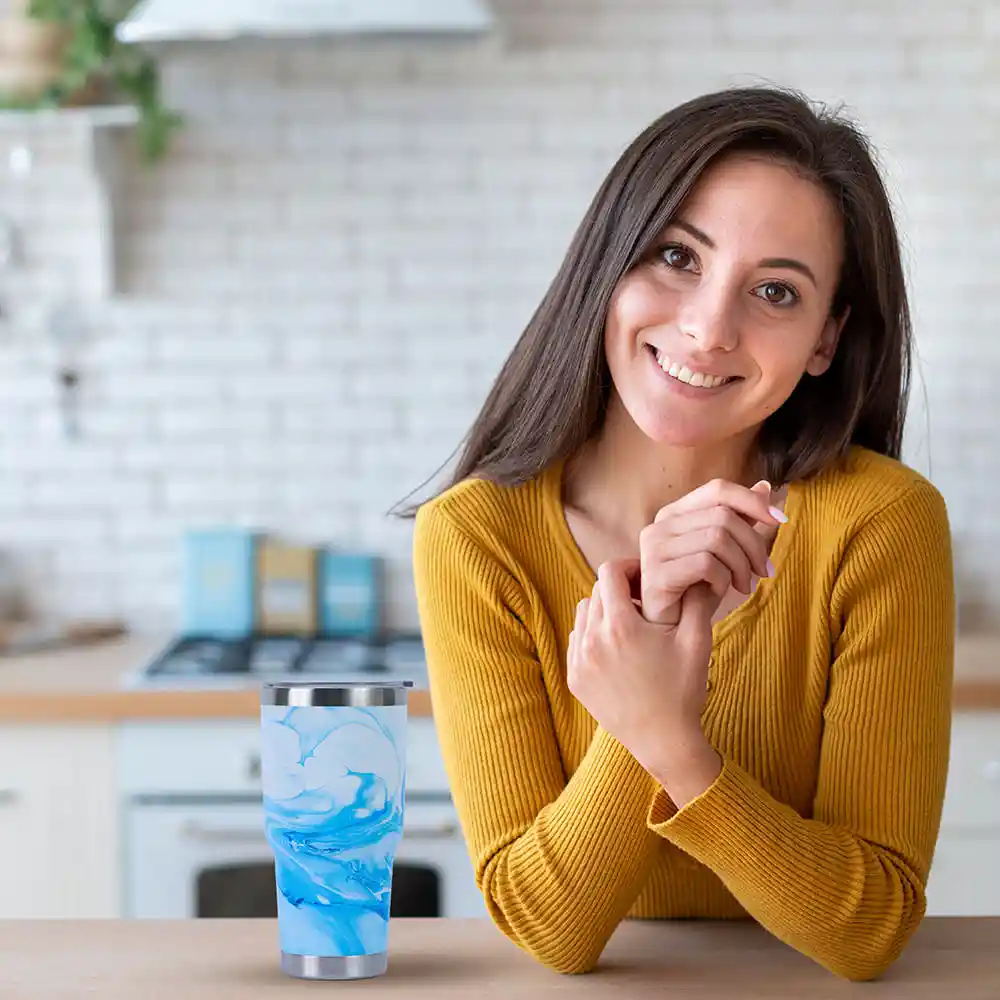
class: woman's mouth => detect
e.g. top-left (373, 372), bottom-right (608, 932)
top-left (646, 345), bottom-right (741, 391)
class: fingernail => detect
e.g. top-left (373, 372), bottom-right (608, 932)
top-left (766, 559), bottom-right (776, 578)
top-left (769, 506), bottom-right (788, 523)
top-left (752, 479), bottom-right (771, 492)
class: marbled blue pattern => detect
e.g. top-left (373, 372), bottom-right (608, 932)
top-left (261, 703), bottom-right (407, 957)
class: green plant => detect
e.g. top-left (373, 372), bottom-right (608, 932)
top-left (23, 0), bottom-right (182, 163)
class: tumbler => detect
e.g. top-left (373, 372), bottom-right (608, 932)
top-left (260, 680), bottom-right (412, 980)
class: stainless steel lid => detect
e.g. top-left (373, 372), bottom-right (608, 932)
top-left (260, 680), bottom-right (414, 708)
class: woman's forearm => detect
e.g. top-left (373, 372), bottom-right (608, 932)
top-left (648, 758), bottom-right (931, 982)
top-left (472, 727), bottom-right (661, 974)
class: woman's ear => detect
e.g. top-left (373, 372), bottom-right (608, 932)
top-left (805, 305), bottom-right (851, 376)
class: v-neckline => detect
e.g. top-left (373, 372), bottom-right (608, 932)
top-left (541, 456), bottom-right (804, 644)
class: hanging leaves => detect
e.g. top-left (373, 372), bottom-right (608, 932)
top-left (19, 0), bottom-right (182, 164)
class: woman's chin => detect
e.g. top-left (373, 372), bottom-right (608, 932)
top-left (642, 428), bottom-right (721, 448)
top-left (632, 410), bottom-right (729, 449)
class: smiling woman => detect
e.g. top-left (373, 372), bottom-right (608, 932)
top-left (401, 87), bottom-right (954, 984)
top-left (602, 152), bottom-right (849, 463)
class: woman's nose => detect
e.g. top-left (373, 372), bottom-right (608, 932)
top-left (676, 281), bottom-right (738, 352)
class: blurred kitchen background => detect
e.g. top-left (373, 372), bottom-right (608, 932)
top-left (0, 0), bottom-right (995, 635)
top-left (0, 0), bottom-right (997, 925)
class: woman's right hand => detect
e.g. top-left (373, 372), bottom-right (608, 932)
top-left (569, 559), bottom-right (724, 773)
top-left (638, 478), bottom-right (787, 627)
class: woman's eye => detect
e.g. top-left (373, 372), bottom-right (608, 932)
top-left (660, 245), bottom-right (695, 270)
top-left (754, 281), bottom-right (798, 307)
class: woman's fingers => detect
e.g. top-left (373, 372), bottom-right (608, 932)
top-left (654, 478), bottom-right (786, 528)
top-left (676, 583), bottom-right (718, 658)
top-left (644, 506), bottom-right (772, 582)
top-left (630, 479), bottom-right (789, 628)
top-left (596, 560), bottom-right (636, 618)
top-left (641, 552), bottom-right (730, 624)
top-left (663, 552), bottom-right (732, 598)
top-left (646, 526), bottom-right (756, 594)
top-left (589, 579), bottom-right (604, 624)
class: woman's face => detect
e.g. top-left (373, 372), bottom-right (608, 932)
top-left (604, 153), bottom-right (847, 451)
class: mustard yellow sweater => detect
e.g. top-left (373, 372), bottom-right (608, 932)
top-left (412, 446), bottom-right (955, 981)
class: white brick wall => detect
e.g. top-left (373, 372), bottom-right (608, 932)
top-left (0, 0), bottom-right (997, 631)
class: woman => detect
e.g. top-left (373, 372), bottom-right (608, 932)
top-left (406, 86), bottom-right (954, 982)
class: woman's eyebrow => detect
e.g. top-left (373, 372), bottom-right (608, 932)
top-left (757, 256), bottom-right (817, 287)
top-left (671, 219), bottom-right (818, 287)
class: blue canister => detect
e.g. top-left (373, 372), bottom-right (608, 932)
top-left (318, 551), bottom-right (381, 638)
top-left (180, 528), bottom-right (257, 638)
top-left (260, 681), bottom-right (413, 981)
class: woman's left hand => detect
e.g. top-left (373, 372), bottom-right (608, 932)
top-left (568, 559), bottom-right (723, 807)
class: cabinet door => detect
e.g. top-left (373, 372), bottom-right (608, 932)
top-left (0, 725), bottom-right (119, 918)
top-left (926, 830), bottom-right (1000, 916)
top-left (940, 713), bottom-right (1000, 829)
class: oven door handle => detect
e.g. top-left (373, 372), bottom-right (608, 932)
top-left (180, 821), bottom-right (266, 844)
top-left (403, 822), bottom-right (460, 840)
top-left (179, 820), bottom-right (460, 844)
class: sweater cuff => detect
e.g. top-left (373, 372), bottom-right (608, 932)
top-left (647, 756), bottom-right (764, 864)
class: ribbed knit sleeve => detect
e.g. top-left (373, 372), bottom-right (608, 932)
top-left (646, 482), bottom-right (955, 981)
top-left (413, 500), bottom-right (662, 974)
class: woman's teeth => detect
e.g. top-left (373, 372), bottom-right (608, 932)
top-left (653, 350), bottom-right (731, 389)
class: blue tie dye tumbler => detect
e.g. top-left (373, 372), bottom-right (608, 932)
top-left (260, 680), bottom-right (413, 980)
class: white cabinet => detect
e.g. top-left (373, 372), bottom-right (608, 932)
top-left (926, 712), bottom-right (1000, 916)
top-left (925, 832), bottom-right (1000, 916)
top-left (0, 725), bottom-right (120, 918)
top-left (0, 708), bottom-right (993, 920)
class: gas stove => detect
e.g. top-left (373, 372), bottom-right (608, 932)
top-left (123, 632), bottom-right (427, 690)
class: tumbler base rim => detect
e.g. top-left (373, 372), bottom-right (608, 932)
top-left (281, 950), bottom-right (387, 980)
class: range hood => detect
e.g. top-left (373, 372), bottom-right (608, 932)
top-left (116, 0), bottom-right (496, 43)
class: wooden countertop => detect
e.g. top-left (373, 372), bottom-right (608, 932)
top-left (0, 632), bottom-right (997, 724)
top-left (0, 917), bottom-right (997, 998)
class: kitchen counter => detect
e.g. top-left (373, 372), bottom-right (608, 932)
top-left (0, 635), bottom-right (433, 722)
top-left (0, 917), bottom-right (997, 998)
top-left (0, 633), bottom-right (998, 723)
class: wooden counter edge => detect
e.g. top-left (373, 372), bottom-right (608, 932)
top-left (951, 680), bottom-right (1000, 712)
top-left (2, 633), bottom-right (999, 722)
top-left (0, 682), bottom-right (994, 722)
top-left (0, 687), bottom-right (434, 723)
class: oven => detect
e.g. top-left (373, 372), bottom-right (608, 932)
top-left (119, 719), bottom-right (486, 920)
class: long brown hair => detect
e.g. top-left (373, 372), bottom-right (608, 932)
top-left (395, 85), bottom-right (910, 516)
